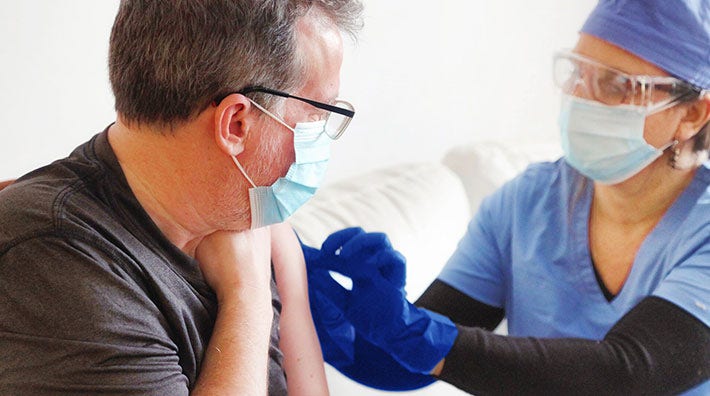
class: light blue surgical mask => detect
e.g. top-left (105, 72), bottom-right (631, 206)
top-left (232, 100), bottom-right (330, 229)
top-left (559, 95), bottom-right (673, 184)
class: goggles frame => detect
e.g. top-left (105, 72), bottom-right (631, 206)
top-left (553, 50), bottom-right (704, 114)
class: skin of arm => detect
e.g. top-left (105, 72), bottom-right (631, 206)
top-left (0, 179), bottom-right (14, 190)
top-left (271, 223), bottom-right (329, 396)
top-left (191, 227), bottom-right (274, 396)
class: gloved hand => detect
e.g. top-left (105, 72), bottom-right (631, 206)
top-left (301, 237), bottom-right (355, 367)
top-left (309, 229), bottom-right (459, 375)
top-left (301, 227), bottom-right (437, 390)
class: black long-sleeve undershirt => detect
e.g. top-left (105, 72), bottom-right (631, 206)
top-left (415, 280), bottom-right (710, 395)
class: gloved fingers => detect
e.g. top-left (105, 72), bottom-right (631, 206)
top-left (333, 243), bottom-right (405, 286)
top-left (321, 227), bottom-right (365, 256)
top-left (310, 289), bottom-right (356, 366)
top-left (309, 269), bottom-right (351, 309)
top-left (311, 231), bottom-right (401, 285)
top-left (318, 253), bottom-right (381, 281)
top-left (374, 249), bottom-right (407, 290)
top-left (338, 232), bottom-right (392, 260)
top-left (311, 287), bottom-right (349, 324)
top-left (346, 276), bottom-right (407, 341)
top-left (332, 253), bottom-right (401, 292)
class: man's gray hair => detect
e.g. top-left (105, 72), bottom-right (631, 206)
top-left (109, 0), bottom-right (363, 127)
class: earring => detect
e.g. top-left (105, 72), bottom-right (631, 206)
top-left (669, 140), bottom-right (681, 169)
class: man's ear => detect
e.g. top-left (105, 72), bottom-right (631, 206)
top-left (677, 94), bottom-right (710, 141)
top-left (213, 93), bottom-right (256, 157)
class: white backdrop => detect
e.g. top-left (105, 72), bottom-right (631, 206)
top-left (0, 1), bottom-right (596, 182)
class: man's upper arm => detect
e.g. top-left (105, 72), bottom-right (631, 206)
top-left (271, 223), bottom-right (329, 395)
top-left (0, 236), bottom-right (189, 395)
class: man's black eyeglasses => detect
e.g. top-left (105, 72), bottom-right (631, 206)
top-left (217, 86), bottom-right (355, 139)
top-left (240, 86), bottom-right (354, 118)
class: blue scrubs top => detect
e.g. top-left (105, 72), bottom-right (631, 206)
top-left (438, 159), bottom-right (709, 394)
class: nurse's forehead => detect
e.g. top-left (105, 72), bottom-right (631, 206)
top-left (574, 34), bottom-right (669, 77)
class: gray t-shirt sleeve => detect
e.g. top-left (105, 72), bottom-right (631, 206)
top-left (0, 236), bottom-right (189, 395)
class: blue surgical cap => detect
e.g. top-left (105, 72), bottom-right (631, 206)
top-left (581, 0), bottom-right (710, 90)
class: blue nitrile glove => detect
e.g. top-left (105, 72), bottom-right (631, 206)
top-left (301, 228), bottom-right (437, 390)
top-left (310, 230), bottom-right (459, 375)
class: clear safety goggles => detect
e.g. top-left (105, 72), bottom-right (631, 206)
top-left (553, 50), bottom-right (704, 114)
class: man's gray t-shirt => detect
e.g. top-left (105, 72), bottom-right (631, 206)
top-left (0, 130), bottom-right (287, 395)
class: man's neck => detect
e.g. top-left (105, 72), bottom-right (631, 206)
top-left (107, 120), bottom-right (214, 256)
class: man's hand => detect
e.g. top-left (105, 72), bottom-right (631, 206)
top-left (192, 228), bottom-right (273, 395)
top-left (195, 227), bottom-right (272, 300)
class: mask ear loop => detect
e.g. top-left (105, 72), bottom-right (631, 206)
top-left (230, 98), bottom-right (294, 189)
top-left (247, 98), bottom-right (296, 133)
top-left (231, 156), bottom-right (257, 188)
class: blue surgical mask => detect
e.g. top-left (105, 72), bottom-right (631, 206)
top-left (232, 101), bottom-right (330, 229)
top-left (559, 95), bottom-right (673, 184)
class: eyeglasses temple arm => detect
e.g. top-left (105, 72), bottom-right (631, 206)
top-left (240, 86), bottom-right (355, 118)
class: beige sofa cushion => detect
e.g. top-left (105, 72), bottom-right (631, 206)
top-left (289, 161), bottom-right (470, 299)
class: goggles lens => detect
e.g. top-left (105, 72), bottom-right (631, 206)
top-left (553, 51), bottom-right (700, 113)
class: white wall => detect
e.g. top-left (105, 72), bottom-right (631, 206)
top-left (0, 2), bottom-right (119, 180)
top-left (0, 1), bottom-right (596, 182)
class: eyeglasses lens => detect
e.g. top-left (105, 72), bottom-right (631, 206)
top-left (324, 100), bottom-right (354, 139)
